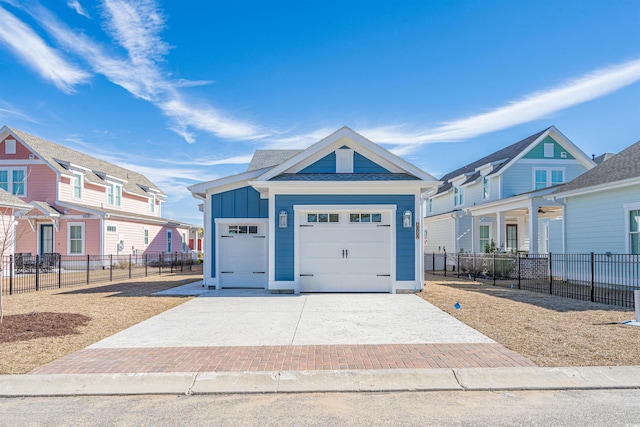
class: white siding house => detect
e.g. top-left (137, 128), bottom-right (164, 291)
top-left (424, 126), bottom-right (595, 256)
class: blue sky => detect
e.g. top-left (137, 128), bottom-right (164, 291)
top-left (0, 0), bottom-right (639, 224)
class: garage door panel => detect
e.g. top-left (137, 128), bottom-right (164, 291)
top-left (219, 223), bottom-right (267, 289)
top-left (298, 209), bottom-right (392, 292)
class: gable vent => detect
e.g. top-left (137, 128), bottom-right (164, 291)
top-left (28, 154), bottom-right (34, 160)
top-left (560, 152), bottom-right (567, 158)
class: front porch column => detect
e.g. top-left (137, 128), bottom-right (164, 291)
top-left (471, 215), bottom-right (479, 252)
top-left (528, 203), bottom-right (540, 254)
top-left (496, 211), bottom-right (505, 252)
top-left (517, 216), bottom-right (525, 251)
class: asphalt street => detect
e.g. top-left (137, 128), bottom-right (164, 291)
top-left (2, 389), bottom-right (640, 426)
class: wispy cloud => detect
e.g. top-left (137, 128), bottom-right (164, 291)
top-left (12, 1), bottom-right (264, 142)
top-left (0, 100), bottom-right (39, 123)
top-left (0, 6), bottom-right (90, 93)
top-left (66, 0), bottom-right (90, 18)
top-left (358, 58), bottom-right (640, 154)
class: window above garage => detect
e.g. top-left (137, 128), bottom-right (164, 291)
top-left (307, 213), bottom-right (339, 223)
top-left (350, 213), bottom-right (382, 223)
top-left (228, 225), bottom-right (258, 234)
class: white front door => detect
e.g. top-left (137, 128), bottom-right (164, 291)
top-left (219, 222), bottom-right (267, 288)
top-left (298, 210), bottom-right (392, 292)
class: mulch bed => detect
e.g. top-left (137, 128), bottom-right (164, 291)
top-left (0, 312), bottom-right (91, 344)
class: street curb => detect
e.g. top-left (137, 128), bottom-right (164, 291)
top-left (1, 366), bottom-right (640, 396)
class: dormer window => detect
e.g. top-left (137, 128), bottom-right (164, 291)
top-left (150, 194), bottom-right (155, 213)
top-left (73, 173), bottom-right (83, 199)
top-left (482, 176), bottom-right (490, 200)
top-left (107, 182), bottom-right (122, 207)
top-left (454, 186), bottom-right (464, 206)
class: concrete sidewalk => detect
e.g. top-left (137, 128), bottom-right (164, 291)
top-left (2, 366), bottom-right (640, 396)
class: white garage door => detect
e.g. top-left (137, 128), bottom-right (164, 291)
top-left (219, 222), bottom-right (267, 288)
top-left (298, 210), bottom-right (392, 292)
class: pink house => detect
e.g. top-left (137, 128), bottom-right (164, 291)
top-left (0, 125), bottom-right (198, 258)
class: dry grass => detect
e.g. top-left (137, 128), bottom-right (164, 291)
top-left (420, 274), bottom-right (640, 366)
top-left (0, 271), bottom-right (201, 374)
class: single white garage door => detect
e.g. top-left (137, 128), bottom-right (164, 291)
top-left (298, 210), bottom-right (392, 292)
top-left (219, 222), bottom-right (267, 288)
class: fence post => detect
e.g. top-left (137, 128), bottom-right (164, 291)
top-left (129, 254), bottom-right (132, 279)
top-left (457, 255), bottom-right (460, 279)
top-left (432, 253), bottom-right (435, 274)
top-left (493, 252), bottom-right (496, 286)
top-left (548, 252), bottom-right (553, 295)
top-left (473, 253), bottom-right (477, 281)
top-left (9, 255), bottom-right (13, 295)
top-left (181, 253), bottom-right (184, 272)
top-left (35, 254), bottom-right (40, 291)
top-left (517, 253), bottom-right (521, 290)
top-left (443, 251), bottom-right (447, 277)
top-left (110, 254), bottom-right (113, 282)
top-left (58, 255), bottom-right (62, 288)
top-left (159, 253), bottom-right (162, 275)
top-left (86, 255), bottom-right (90, 285)
top-left (145, 254), bottom-right (148, 277)
top-left (590, 252), bottom-right (595, 302)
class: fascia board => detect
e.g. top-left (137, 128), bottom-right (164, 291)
top-left (56, 201), bottom-right (105, 217)
top-left (188, 168), bottom-right (268, 197)
top-left (547, 176), bottom-right (640, 200)
top-left (249, 180), bottom-right (436, 190)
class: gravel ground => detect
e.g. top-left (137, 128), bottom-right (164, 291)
top-left (419, 274), bottom-right (640, 367)
top-left (0, 272), bottom-right (201, 374)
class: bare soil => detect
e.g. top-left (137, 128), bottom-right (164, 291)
top-left (0, 271), bottom-right (201, 374)
top-left (420, 274), bottom-right (640, 367)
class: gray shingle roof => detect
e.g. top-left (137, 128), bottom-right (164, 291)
top-left (0, 188), bottom-right (32, 209)
top-left (435, 128), bottom-right (550, 195)
top-left (594, 152), bottom-right (615, 164)
top-left (270, 173), bottom-right (420, 181)
top-left (553, 140), bottom-right (640, 194)
top-left (247, 150), bottom-right (303, 171)
top-left (8, 127), bottom-right (164, 198)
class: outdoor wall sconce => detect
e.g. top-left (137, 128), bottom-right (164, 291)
top-left (279, 210), bottom-right (288, 228)
top-left (403, 210), bottom-right (412, 228)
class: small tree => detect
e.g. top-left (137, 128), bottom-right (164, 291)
top-left (0, 205), bottom-right (31, 322)
top-left (484, 239), bottom-right (498, 253)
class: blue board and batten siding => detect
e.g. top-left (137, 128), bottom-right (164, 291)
top-left (274, 194), bottom-right (416, 282)
top-left (209, 186), bottom-right (268, 277)
top-left (299, 151), bottom-right (392, 174)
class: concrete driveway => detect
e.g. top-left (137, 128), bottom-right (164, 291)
top-left (88, 289), bottom-right (493, 348)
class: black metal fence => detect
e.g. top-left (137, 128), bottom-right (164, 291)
top-left (425, 252), bottom-right (640, 308)
top-left (2, 252), bottom-right (198, 295)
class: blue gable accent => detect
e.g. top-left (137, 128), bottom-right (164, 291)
top-left (353, 152), bottom-right (391, 173)
top-left (210, 186), bottom-right (268, 278)
top-left (274, 194), bottom-right (415, 282)
top-left (298, 152), bottom-right (336, 173)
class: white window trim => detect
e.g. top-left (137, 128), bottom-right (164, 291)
top-left (478, 223), bottom-right (492, 252)
top-left (107, 182), bottom-right (122, 207)
top-left (454, 186), bottom-right (464, 207)
top-left (532, 167), bottom-right (566, 190)
top-left (482, 175), bottom-right (490, 200)
top-left (0, 167), bottom-right (28, 196)
top-left (73, 173), bottom-right (83, 200)
top-left (149, 194), bottom-right (155, 213)
top-left (166, 229), bottom-right (173, 253)
top-left (624, 202), bottom-right (640, 254)
top-left (543, 143), bottom-right (555, 158)
top-left (5, 139), bottom-right (16, 154)
top-left (428, 197), bottom-right (433, 214)
top-left (67, 222), bottom-right (85, 255)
